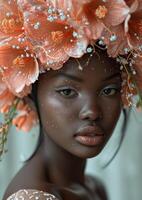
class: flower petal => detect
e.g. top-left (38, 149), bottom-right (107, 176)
top-left (104, 0), bottom-right (130, 26)
top-left (102, 25), bottom-right (129, 57)
top-left (20, 1), bottom-right (88, 68)
top-left (64, 37), bottom-right (88, 57)
top-left (12, 97), bottom-right (38, 132)
top-left (0, 43), bottom-right (39, 94)
top-left (35, 44), bottom-right (70, 70)
top-left (0, 0), bottom-right (23, 39)
top-left (0, 74), bottom-right (15, 111)
top-left (86, 20), bottom-right (104, 40)
top-left (126, 10), bottom-right (142, 49)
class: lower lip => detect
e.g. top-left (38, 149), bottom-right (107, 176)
top-left (75, 135), bottom-right (104, 146)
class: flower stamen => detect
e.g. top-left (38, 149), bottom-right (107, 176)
top-left (95, 5), bottom-right (108, 19)
top-left (51, 31), bottom-right (64, 44)
top-left (0, 17), bottom-right (23, 34)
top-left (13, 56), bottom-right (26, 68)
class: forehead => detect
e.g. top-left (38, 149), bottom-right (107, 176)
top-left (38, 50), bottom-right (120, 84)
top-left (56, 51), bottom-right (120, 78)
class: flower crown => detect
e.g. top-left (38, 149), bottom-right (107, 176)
top-left (0, 0), bottom-right (142, 157)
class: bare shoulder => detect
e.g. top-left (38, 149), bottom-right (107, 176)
top-left (3, 158), bottom-right (58, 200)
top-left (3, 172), bottom-right (60, 200)
top-left (3, 180), bottom-right (58, 200)
top-left (86, 175), bottom-right (108, 200)
top-left (3, 173), bottom-right (59, 200)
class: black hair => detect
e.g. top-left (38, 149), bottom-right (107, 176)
top-left (25, 80), bottom-right (44, 162)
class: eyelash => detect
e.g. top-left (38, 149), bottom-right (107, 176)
top-left (55, 85), bottom-right (121, 98)
top-left (100, 86), bottom-right (121, 97)
top-left (55, 87), bottom-right (78, 98)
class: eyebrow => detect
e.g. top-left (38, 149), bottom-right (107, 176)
top-left (53, 72), bottom-right (83, 82)
top-left (103, 72), bottom-right (121, 81)
top-left (52, 72), bottom-right (121, 82)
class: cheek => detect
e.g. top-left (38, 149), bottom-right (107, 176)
top-left (101, 98), bottom-right (122, 133)
top-left (39, 95), bottom-right (79, 134)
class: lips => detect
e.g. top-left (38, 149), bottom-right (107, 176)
top-left (74, 126), bottom-right (105, 146)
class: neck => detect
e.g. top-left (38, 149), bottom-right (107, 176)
top-left (41, 133), bottom-right (86, 186)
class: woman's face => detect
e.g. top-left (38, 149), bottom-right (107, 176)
top-left (37, 52), bottom-right (122, 158)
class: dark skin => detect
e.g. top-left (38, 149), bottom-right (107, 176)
top-left (4, 51), bottom-right (122, 200)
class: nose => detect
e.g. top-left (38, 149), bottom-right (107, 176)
top-left (79, 98), bottom-right (102, 122)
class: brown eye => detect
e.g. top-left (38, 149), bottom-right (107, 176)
top-left (100, 85), bottom-right (121, 97)
top-left (103, 88), bottom-right (117, 96)
top-left (56, 88), bottom-right (77, 98)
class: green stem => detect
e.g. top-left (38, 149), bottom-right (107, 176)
top-left (0, 98), bottom-right (20, 160)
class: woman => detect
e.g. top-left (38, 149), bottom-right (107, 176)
top-left (0, 0), bottom-right (142, 199)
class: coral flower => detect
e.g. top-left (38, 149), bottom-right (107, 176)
top-left (12, 110), bottom-right (38, 132)
top-left (0, 0), bottom-right (23, 40)
top-left (101, 0), bottom-right (142, 57)
top-left (101, 25), bottom-right (130, 57)
top-left (0, 1), bottom-right (39, 96)
top-left (0, 74), bottom-right (15, 113)
top-left (81, 0), bottom-right (129, 39)
top-left (18, 0), bottom-right (89, 70)
top-left (124, 0), bottom-right (142, 51)
top-left (0, 38), bottom-right (39, 95)
top-left (12, 100), bottom-right (38, 132)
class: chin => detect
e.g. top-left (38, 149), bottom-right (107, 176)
top-left (72, 144), bottom-right (106, 159)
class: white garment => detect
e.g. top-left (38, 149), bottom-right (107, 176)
top-left (7, 189), bottom-right (59, 200)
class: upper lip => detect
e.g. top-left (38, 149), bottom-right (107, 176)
top-left (75, 125), bottom-right (104, 137)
